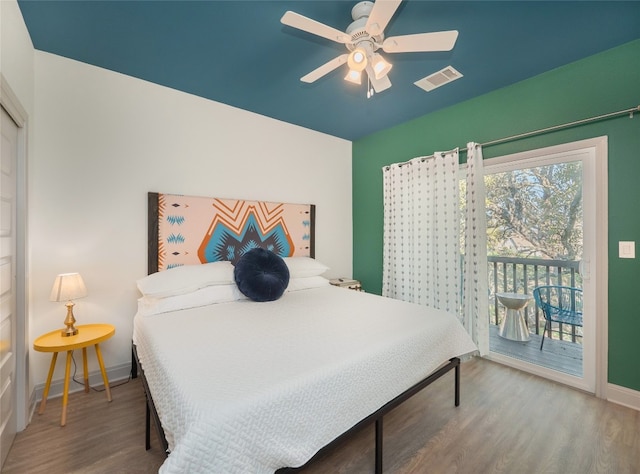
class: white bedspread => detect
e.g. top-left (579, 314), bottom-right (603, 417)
top-left (133, 285), bottom-right (477, 473)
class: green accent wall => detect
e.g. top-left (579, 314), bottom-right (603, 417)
top-left (352, 39), bottom-right (640, 391)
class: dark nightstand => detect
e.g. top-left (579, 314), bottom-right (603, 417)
top-left (329, 278), bottom-right (363, 291)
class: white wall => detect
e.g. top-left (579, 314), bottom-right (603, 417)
top-left (30, 51), bottom-right (352, 387)
top-left (1, 0), bottom-right (34, 113)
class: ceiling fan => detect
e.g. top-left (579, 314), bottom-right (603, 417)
top-left (281, 0), bottom-right (458, 97)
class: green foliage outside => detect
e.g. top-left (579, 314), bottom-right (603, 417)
top-left (463, 161), bottom-right (585, 342)
top-left (485, 162), bottom-right (583, 260)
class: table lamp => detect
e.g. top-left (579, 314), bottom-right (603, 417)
top-left (50, 272), bottom-right (87, 336)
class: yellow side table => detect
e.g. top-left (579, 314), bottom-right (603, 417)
top-left (33, 323), bottom-right (115, 426)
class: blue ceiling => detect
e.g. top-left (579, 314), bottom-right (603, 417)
top-left (17, 1), bottom-right (640, 141)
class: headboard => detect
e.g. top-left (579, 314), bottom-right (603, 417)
top-left (148, 192), bottom-right (315, 274)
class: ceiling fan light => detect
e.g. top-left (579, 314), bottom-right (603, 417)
top-left (372, 54), bottom-right (392, 79)
top-left (347, 48), bottom-right (368, 72)
top-left (344, 69), bottom-right (362, 85)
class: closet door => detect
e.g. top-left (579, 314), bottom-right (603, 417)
top-left (0, 105), bottom-right (19, 467)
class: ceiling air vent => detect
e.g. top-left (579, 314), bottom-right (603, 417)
top-left (414, 66), bottom-right (463, 92)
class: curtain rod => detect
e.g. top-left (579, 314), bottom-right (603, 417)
top-left (472, 104), bottom-right (639, 150)
top-left (383, 105), bottom-right (638, 170)
top-left (383, 147), bottom-right (459, 170)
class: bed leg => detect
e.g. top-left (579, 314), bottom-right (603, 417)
top-left (132, 347), bottom-right (138, 379)
top-left (145, 400), bottom-right (151, 450)
top-left (454, 360), bottom-right (460, 407)
top-left (375, 417), bottom-right (383, 474)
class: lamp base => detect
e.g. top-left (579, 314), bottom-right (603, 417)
top-left (61, 326), bottom-right (78, 337)
top-left (61, 301), bottom-right (79, 337)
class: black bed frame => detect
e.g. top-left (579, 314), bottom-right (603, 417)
top-left (133, 192), bottom-right (463, 473)
top-left (133, 345), bottom-right (459, 473)
top-left (276, 358), bottom-right (461, 473)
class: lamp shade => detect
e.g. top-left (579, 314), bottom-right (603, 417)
top-left (347, 48), bottom-right (368, 72)
top-left (372, 54), bottom-right (392, 79)
top-left (50, 273), bottom-right (88, 302)
top-left (344, 69), bottom-right (362, 85)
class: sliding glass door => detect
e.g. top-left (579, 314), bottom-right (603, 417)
top-left (479, 138), bottom-right (607, 395)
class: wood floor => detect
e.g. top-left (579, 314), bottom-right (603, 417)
top-left (3, 358), bottom-right (639, 473)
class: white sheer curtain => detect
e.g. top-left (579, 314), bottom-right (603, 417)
top-left (381, 144), bottom-right (489, 355)
top-left (382, 150), bottom-right (460, 314)
top-left (462, 142), bottom-right (489, 355)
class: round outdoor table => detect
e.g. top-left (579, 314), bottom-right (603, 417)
top-left (496, 292), bottom-right (532, 342)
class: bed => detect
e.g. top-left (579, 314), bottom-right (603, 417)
top-left (132, 192), bottom-right (478, 473)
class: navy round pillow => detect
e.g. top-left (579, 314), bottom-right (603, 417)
top-left (234, 248), bottom-right (290, 302)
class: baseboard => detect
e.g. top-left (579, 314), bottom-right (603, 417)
top-left (27, 387), bottom-right (37, 424)
top-left (33, 363), bottom-right (133, 402)
top-left (607, 383), bottom-right (640, 411)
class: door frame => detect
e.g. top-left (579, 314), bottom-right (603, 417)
top-left (1, 74), bottom-right (30, 430)
top-left (482, 137), bottom-right (608, 398)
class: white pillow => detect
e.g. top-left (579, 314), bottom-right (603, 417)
top-left (137, 284), bottom-right (246, 316)
top-left (287, 276), bottom-right (330, 292)
top-left (136, 261), bottom-right (235, 298)
top-left (283, 257), bottom-right (329, 278)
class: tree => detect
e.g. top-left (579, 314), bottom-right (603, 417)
top-left (484, 162), bottom-right (583, 260)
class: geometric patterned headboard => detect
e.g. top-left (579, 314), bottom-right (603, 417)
top-left (148, 192), bottom-right (315, 273)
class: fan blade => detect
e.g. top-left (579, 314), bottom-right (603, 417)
top-left (365, 0), bottom-right (402, 37)
top-left (301, 54), bottom-right (349, 83)
top-left (383, 30), bottom-right (459, 53)
top-left (366, 66), bottom-right (392, 93)
top-left (281, 11), bottom-right (350, 44)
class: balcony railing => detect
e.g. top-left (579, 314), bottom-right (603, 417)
top-left (488, 256), bottom-right (582, 343)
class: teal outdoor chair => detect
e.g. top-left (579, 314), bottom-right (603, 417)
top-left (532, 286), bottom-right (583, 350)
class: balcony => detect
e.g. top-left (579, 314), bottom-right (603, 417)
top-left (487, 256), bottom-right (582, 377)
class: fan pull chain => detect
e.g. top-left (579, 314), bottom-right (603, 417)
top-left (367, 76), bottom-right (374, 99)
